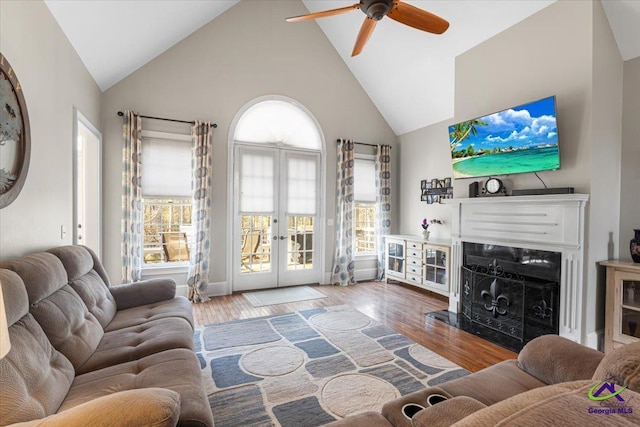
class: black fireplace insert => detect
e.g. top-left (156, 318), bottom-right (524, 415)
top-left (427, 243), bottom-right (561, 352)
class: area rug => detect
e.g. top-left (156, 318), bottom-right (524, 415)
top-left (195, 305), bottom-right (469, 427)
top-left (242, 285), bottom-right (327, 307)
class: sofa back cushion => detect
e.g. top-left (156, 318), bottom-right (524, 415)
top-left (593, 341), bottom-right (640, 393)
top-left (0, 252), bottom-right (103, 370)
top-left (0, 270), bottom-right (75, 425)
top-left (48, 246), bottom-right (117, 328)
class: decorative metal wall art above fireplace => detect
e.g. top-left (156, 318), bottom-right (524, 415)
top-left (461, 243), bottom-right (561, 346)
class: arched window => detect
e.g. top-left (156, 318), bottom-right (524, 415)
top-left (233, 98), bottom-right (322, 150)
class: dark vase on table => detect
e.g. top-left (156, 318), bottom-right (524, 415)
top-left (631, 229), bottom-right (640, 263)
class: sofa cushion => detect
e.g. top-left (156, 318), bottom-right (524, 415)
top-left (110, 279), bottom-right (178, 311)
top-left (518, 335), bottom-right (604, 385)
top-left (48, 246), bottom-right (117, 328)
top-left (105, 297), bottom-right (194, 331)
top-left (453, 380), bottom-right (640, 426)
top-left (593, 341), bottom-right (640, 393)
top-left (411, 396), bottom-right (486, 427)
top-left (76, 317), bottom-right (195, 375)
top-left (10, 388), bottom-right (181, 427)
top-left (61, 349), bottom-right (214, 427)
top-left (0, 270), bottom-right (75, 425)
top-left (0, 253), bottom-right (103, 370)
top-left (438, 360), bottom-right (547, 406)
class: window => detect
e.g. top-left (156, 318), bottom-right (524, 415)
top-left (143, 199), bottom-right (192, 264)
top-left (354, 156), bottom-right (376, 255)
top-left (141, 131), bottom-right (192, 265)
top-left (234, 99), bottom-right (322, 149)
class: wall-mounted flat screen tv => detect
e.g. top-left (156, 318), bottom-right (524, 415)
top-left (449, 96), bottom-right (559, 179)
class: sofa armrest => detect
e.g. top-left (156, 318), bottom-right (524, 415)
top-left (110, 278), bottom-right (177, 310)
top-left (518, 335), bottom-right (604, 385)
top-left (411, 396), bottom-right (486, 427)
top-left (9, 388), bottom-right (180, 427)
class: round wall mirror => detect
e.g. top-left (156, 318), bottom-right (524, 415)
top-left (0, 53), bottom-right (31, 209)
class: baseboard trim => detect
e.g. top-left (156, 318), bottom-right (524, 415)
top-left (176, 281), bottom-right (229, 298)
top-left (207, 281), bottom-right (229, 297)
top-left (322, 268), bottom-right (379, 285)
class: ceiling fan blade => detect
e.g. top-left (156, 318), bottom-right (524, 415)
top-left (352, 17), bottom-right (377, 57)
top-left (286, 4), bottom-right (360, 23)
top-left (387, 1), bottom-right (449, 34)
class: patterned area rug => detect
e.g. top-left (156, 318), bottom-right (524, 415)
top-left (195, 305), bottom-right (469, 427)
top-left (242, 286), bottom-right (328, 307)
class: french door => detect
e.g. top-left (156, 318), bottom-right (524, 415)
top-left (233, 145), bottom-right (320, 291)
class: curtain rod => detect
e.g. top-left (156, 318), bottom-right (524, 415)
top-left (336, 139), bottom-right (391, 149)
top-left (117, 111), bottom-right (217, 128)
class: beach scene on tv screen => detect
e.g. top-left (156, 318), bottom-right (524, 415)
top-left (449, 96), bottom-right (559, 179)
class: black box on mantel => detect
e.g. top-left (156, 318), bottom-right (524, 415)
top-left (512, 187), bottom-right (574, 196)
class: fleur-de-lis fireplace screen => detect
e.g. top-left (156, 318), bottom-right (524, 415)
top-left (0, 52), bottom-right (31, 209)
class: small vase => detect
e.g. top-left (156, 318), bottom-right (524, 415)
top-left (422, 230), bottom-right (430, 240)
top-left (631, 229), bottom-right (640, 263)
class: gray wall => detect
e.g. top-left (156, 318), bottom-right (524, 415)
top-left (397, 120), bottom-right (454, 240)
top-left (398, 0), bottom-right (626, 344)
top-left (100, 0), bottom-right (398, 286)
top-left (0, 0), bottom-right (101, 259)
top-left (588, 0), bottom-right (623, 339)
top-left (620, 57), bottom-right (640, 259)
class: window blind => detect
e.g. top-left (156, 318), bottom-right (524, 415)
top-left (239, 152), bottom-right (274, 213)
top-left (287, 155), bottom-right (317, 215)
top-left (141, 137), bottom-right (191, 198)
top-left (354, 158), bottom-right (376, 202)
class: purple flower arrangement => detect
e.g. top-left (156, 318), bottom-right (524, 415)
top-left (421, 218), bottom-right (443, 230)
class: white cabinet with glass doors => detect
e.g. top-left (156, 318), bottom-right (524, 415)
top-left (384, 235), bottom-right (450, 297)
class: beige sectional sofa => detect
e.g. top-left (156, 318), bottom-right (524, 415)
top-left (0, 245), bottom-right (213, 427)
top-left (328, 335), bottom-right (640, 426)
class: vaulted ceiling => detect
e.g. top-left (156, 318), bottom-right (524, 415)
top-left (44, 0), bottom-right (640, 135)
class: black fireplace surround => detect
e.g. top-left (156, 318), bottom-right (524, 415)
top-left (435, 243), bottom-right (562, 352)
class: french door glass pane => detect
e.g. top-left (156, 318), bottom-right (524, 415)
top-left (287, 156), bottom-right (316, 215)
top-left (287, 216), bottom-right (313, 270)
top-left (240, 215), bottom-right (271, 273)
top-left (240, 153), bottom-right (274, 212)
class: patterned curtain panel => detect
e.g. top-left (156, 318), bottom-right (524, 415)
top-left (375, 145), bottom-right (392, 280)
top-left (187, 121), bottom-right (213, 303)
top-left (121, 111), bottom-right (143, 283)
top-left (331, 139), bottom-right (356, 286)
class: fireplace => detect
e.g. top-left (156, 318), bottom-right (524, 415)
top-left (460, 243), bottom-right (560, 348)
top-left (444, 194), bottom-right (591, 347)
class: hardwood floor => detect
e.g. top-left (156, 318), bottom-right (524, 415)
top-left (191, 281), bottom-right (517, 373)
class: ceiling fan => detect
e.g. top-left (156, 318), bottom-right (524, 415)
top-left (286, 0), bottom-right (449, 57)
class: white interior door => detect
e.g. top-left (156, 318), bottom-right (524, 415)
top-left (233, 145), bottom-right (320, 291)
top-left (73, 111), bottom-right (101, 256)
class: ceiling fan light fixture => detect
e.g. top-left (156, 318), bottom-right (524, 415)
top-left (360, 0), bottom-right (393, 21)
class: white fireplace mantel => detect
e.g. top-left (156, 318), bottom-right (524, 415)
top-left (444, 194), bottom-right (589, 344)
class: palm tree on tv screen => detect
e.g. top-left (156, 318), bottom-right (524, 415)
top-left (449, 119), bottom-right (488, 153)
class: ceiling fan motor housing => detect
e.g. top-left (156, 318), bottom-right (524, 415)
top-left (360, 0), bottom-right (393, 21)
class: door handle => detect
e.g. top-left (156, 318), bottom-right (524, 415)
top-left (280, 236), bottom-right (287, 240)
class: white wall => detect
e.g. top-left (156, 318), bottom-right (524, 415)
top-left (619, 57), bottom-right (640, 259)
top-left (0, 0), bottom-right (101, 259)
top-left (100, 0), bottom-right (398, 287)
